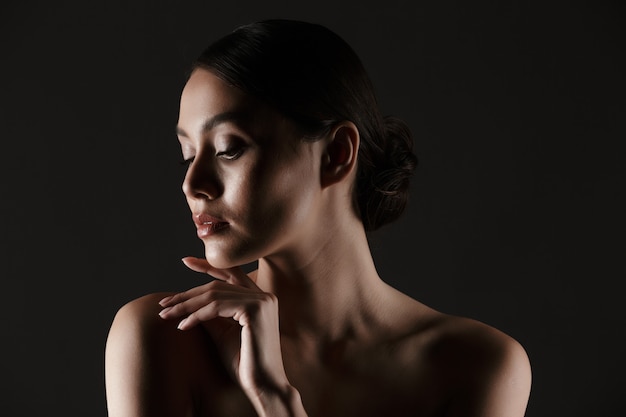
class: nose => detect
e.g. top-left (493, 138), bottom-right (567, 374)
top-left (182, 153), bottom-right (223, 200)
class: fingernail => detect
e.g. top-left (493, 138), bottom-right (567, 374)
top-left (159, 307), bottom-right (172, 317)
top-left (177, 318), bottom-right (187, 330)
top-left (159, 296), bottom-right (173, 306)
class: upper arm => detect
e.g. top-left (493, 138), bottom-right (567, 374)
top-left (105, 293), bottom-right (198, 417)
top-left (441, 322), bottom-right (532, 417)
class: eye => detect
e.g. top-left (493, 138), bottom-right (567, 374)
top-left (216, 145), bottom-right (246, 160)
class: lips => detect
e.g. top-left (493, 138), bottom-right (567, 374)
top-left (192, 213), bottom-right (229, 238)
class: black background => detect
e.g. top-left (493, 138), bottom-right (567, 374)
top-left (1, 1), bottom-right (624, 416)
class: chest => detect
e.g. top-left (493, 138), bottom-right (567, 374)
top-left (198, 359), bottom-right (445, 417)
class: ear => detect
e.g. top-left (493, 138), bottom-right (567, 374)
top-left (320, 121), bottom-right (360, 188)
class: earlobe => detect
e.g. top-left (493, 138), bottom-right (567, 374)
top-left (321, 122), bottom-right (359, 188)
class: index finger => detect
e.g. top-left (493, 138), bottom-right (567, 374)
top-left (181, 256), bottom-right (258, 289)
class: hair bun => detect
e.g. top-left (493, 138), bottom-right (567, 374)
top-left (360, 116), bottom-right (418, 231)
top-left (382, 116), bottom-right (417, 181)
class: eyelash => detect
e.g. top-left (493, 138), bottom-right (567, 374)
top-left (179, 146), bottom-right (246, 167)
top-left (216, 146), bottom-right (245, 160)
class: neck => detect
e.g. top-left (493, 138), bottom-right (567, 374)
top-left (254, 218), bottom-right (386, 343)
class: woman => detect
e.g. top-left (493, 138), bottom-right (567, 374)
top-left (105, 19), bottom-right (531, 417)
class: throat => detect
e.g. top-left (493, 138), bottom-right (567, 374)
top-left (259, 260), bottom-right (383, 337)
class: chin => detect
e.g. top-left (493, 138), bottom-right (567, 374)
top-left (203, 245), bottom-right (254, 270)
top-left (203, 251), bottom-right (235, 269)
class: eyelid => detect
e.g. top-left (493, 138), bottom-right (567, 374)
top-left (177, 129), bottom-right (249, 167)
top-left (216, 144), bottom-right (246, 160)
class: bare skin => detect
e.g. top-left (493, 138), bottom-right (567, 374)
top-left (105, 69), bottom-right (532, 417)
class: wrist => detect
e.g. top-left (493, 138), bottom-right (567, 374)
top-left (249, 384), bottom-right (307, 417)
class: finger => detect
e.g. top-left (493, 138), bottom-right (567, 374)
top-left (159, 281), bottom-right (213, 307)
top-left (180, 256), bottom-right (215, 274)
top-left (159, 258), bottom-right (260, 307)
top-left (177, 296), bottom-right (266, 330)
top-left (182, 256), bottom-right (258, 289)
top-left (159, 283), bottom-right (254, 317)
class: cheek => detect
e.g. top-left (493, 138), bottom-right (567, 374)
top-left (234, 158), bottom-right (319, 231)
top-left (274, 170), bottom-right (316, 220)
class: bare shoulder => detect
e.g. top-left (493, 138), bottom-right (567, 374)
top-left (437, 314), bottom-right (530, 377)
top-left (108, 292), bottom-right (173, 332)
top-left (105, 293), bottom-right (213, 417)
top-left (412, 308), bottom-right (532, 417)
top-left (106, 293), bottom-right (188, 359)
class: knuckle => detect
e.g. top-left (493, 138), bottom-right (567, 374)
top-left (180, 288), bottom-right (193, 299)
top-left (201, 289), bottom-right (218, 303)
top-left (206, 280), bottom-right (220, 289)
top-left (175, 300), bottom-right (192, 314)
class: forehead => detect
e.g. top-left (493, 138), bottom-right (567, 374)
top-left (179, 68), bottom-right (251, 124)
top-left (178, 68), bottom-right (300, 144)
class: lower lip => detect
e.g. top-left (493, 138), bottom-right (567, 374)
top-left (196, 222), bottom-right (229, 238)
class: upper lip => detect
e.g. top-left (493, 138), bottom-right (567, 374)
top-left (193, 213), bottom-right (227, 226)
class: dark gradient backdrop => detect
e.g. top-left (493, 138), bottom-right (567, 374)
top-left (1, 1), bottom-right (624, 416)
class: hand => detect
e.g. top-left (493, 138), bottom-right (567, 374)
top-left (158, 257), bottom-right (291, 403)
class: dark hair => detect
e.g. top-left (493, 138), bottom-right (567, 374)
top-left (193, 19), bottom-right (417, 231)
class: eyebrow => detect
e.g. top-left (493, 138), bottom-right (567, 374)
top-left (176, 111), bottom-right (251, 137)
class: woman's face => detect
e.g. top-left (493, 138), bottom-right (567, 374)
top-left (177, 68), bottom-right (324, 268)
